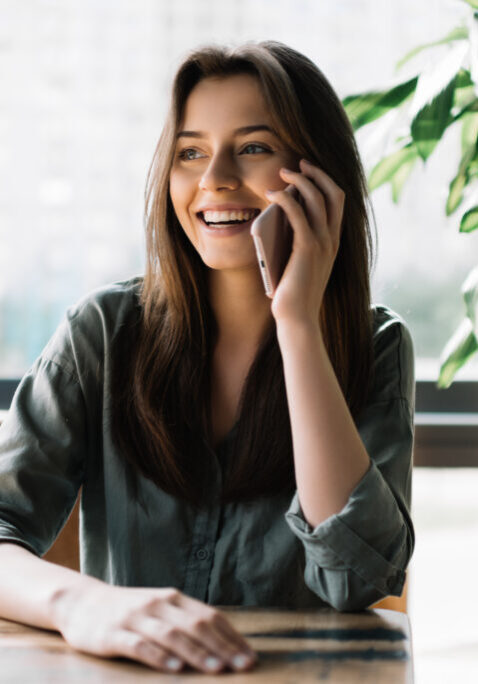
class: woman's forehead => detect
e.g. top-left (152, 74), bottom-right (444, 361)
top-left (180, 74), bottom-right (270, 130)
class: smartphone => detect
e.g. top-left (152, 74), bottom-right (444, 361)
top-left (250, 184), bottom-right (298, 298)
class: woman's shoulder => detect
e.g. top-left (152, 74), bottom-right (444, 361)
top-left (371, 304), bottom-right (413, 353)
top-left (368, 304), bottom-right (414, 405)
top-left (66, 276), bottom-right (143, 325)
top-left (42, 276), bottom-right (144, 375)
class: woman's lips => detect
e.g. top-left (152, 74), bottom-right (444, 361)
top-left (197, 211), bottom-right (259, 237)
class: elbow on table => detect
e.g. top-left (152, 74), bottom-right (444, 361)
top-left (326, 590), bottom-right (383, 613)
top-left (305, 565), bottom-right (394, 613)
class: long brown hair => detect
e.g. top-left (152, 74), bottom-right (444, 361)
top-left (111, 41), bottom-right (374, 509)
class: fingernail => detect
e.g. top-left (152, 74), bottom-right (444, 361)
top-left (301, 158), bottom-right (313, 166)
top-left (281, 167), bottom-right (293, 174)
top-left (204, 656), bottom-right (222, 670)
top-left (265, 189), bottom-right (276, 195)
top-left (166, 657), bottom-right (182, 671)
top-left (232, 654), bottom-right (251, 669)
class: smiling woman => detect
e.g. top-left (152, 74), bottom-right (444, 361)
top-left (0, 41), bottom-right (414, 675)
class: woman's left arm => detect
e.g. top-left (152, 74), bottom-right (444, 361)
top-left (268, 161), bottom-right (414, 610)
top-left (277, 321), bottom-right (371, 526)
top-left (268, 159), bottom-right (370, 527)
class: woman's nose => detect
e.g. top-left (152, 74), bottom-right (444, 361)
top-left (199, 154), bottom-right (240, 191)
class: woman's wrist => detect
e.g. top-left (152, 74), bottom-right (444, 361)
top-left (275, 316), bottom-right (324, 351)
top-left (49, 573), bottom-right (107, 633)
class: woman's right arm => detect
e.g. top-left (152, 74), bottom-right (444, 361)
top-left (0, 297), bottom-right (256, 674)
top-left (0, 542), bottom-right (102, 630)
top-left (0, 542), bottom-right (257, 674)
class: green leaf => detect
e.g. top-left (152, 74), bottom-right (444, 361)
top-left (446, 174), bottom-right (467, 215)
top-left (410, 41), bottom-right (467, 118)
top-left (470, 8), bottom-right (478, 86)
top-left (438, 265), bottom-right (478, 387)
top-left (395, 25), bottom-right (468, 71)
top-left (446, 144), bottom-right (477, 214)
top-left (450, 97), bottom-right (478, 123)
top-left (453, 70), bottom-right (477, 110)
top-left (438, 318), bottom-right (478, 388)
top-left (411, 77), bottom-right (457, 160)
top-left (460, 205), bottom-right (478, 232)
top-left (461, 0), bottom-right (478, 9)
top-left (461, 111), bottom-right (478, 151)
top-left (391, 154), bottom-right (418, 202)
top-left (450, 97), bottom-right (478, 126)
top-left (468, 153), bottom-right (478, 178)
top-left (342, 77), bottom-right (418, 131)
top-left (462, 265), bottom-right (478, 333)
top-left (447, 116), bottom-right (478, 215)
top-left (368, 144), bottom-right (417, 191)
top-left (455, 69), bottom-right (474, 89)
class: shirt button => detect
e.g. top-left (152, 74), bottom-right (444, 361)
top-left (196, 548), bottom-right (209, 561)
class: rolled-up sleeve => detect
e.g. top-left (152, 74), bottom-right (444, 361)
top-left (0, 329), bottom-right (87, 557)
top-left (285, 307), bottom-right (415, 611)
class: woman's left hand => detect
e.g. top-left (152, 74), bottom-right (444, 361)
top-left (267, 159), bottom-right (345, 326)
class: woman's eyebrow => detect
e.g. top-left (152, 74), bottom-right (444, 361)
top-left (176, 124), bottom-right (276, 139)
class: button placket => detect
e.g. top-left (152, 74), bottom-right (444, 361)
top-left (182, 454), bottom-right (222, 601)
top-left (196, 547), bottom-right (209, 561)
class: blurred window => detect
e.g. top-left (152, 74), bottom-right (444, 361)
top-left (1, 0), bottom-right (477, 380)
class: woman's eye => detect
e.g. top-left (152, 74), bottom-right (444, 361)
top-left (178, 148), bottom-right (204, 161)
top-left (241, 143), bottom-right (271, 155)
top-left (177, 144), bottom-right (270, 160)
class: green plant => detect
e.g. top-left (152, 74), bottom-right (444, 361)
top-left (342, 0), bottom-right (478, 387)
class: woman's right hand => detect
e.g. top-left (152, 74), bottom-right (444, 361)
top-left (52, 581), bottom-right (257, 674)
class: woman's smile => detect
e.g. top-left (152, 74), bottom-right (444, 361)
top-left (196, 205), bottom-right (261, 237)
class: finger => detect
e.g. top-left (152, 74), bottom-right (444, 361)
top-left (157, 603), bottom-right (256, 672)
top-left (279, 168), bottom-right (329, 238)
top-left (106, 628), bottom-right (184, 673)
top-left (129, 614), bottom-right (227, 673)
top-left (211, 612), bottom-right (257, 658)
top-left (299, 159), bottom-right (345, 234)
top-left (171, 594), bottom-right (256, 657)
top-left (265, 186), bottom-right (314, 248)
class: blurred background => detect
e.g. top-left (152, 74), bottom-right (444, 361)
top-left (1, 0), bottom-right (477, 378)
top-left (1, 1), bottom-right (477, 681)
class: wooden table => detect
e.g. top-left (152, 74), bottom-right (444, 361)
top-left (0, 607), bottom-right (413, 683)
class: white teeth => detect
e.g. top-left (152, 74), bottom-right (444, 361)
top-left (202, 209), bottom-right (256, 223)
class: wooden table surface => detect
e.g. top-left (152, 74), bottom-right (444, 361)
top-left (0, 607), bottom-right (413, 683)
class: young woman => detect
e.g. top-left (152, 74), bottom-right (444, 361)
top-left (0, 41), bottom-right (414, 675)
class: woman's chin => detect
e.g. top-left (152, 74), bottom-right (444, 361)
top-left (199, 249), bottom-right (258, 274)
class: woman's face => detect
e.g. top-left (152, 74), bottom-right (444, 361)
top-left (169, 73), bottom-right (299, 273)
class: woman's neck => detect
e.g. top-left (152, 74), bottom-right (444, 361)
top-left (208, 268), bottom-right (273, 351)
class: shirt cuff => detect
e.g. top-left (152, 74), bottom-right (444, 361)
top-left (284, 462), bottom-right (407, 596)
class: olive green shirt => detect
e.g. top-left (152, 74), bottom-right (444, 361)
top-left (0, 278), bottom-right (414, 611)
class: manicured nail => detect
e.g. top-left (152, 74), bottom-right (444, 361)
top-left (166, 657), bottom-right (182, 671)
top-left (232, 654), bottom-right (251, 669)
top-left (204, 656), bottom-right (222, 670)
top-left (281, 167), bottom-right (293, 174)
